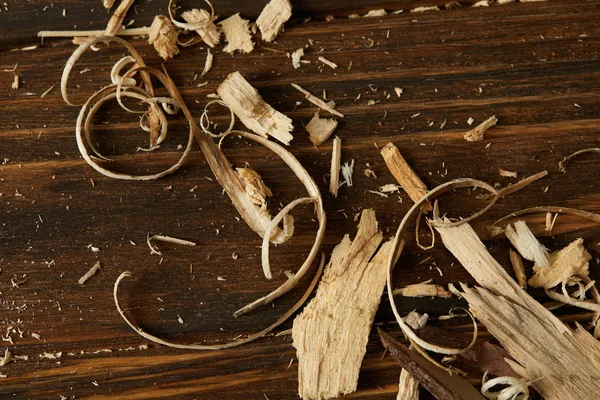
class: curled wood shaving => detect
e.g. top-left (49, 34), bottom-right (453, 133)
top-left (177, 4), bottom-right (221, 48)
top-left (318, 56), bottom-right (337, 69)
top-left (291, 83), bottom-right (344, 117)
top-left (219, 13), bottom-right (254, 54)
top-left (329, 136), bottom-right (342, 197)
top-left (559, 148), bottom-right (600, 172)
top-left (148, 15), bottom-right (180, 60)
top-left (291, 48), bottom-right (306, 69)
top-left (509, 249), bottom-right (527, 289)
top-left (394, 283), bottom-right (452, 298)
top-left (305, 111), bottom-right (338, 145)
top-left (147, 234), bottom-right (196, 256)
top-left (201, 99), bottom-right (235, 138)
top-left (504, 220), bottom-right (549, 268)
top-left (488, 206), bottom-right (600, 234)
top-left (293, 210), bottom-right (392, 400)
top-left (529, 238), bottom-right (590, 289)
top-left (79, 261), bottom-right (101, 285)
top-left (481, 372), bottom-right (529, 400)
top-left (380, 142), bottom-right (432, 211)
top-left (236, 167), bottom-right (272, 206)
top-left (114, 253), bottom-right (325, 350)
top-left (218, 72), bottom-right (293, 145)
top-left (256, 0), bottom-right (292, 42)
top-left (110, 56), bottom-right (137, 86)
top-left (544, 278), bottom-right (600, 313)
top-left (105, 0), bottom-right (136, 36)
top-left (463, 116), bottom-right (497, 142)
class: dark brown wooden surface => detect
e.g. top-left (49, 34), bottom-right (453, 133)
top-left (0, 1), bottom-right (599, 399)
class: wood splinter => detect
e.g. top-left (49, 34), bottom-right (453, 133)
top-left (180, 8), bottom-right (221, 48)
top-left (293, 210), bottom-right (393, 400)
top-left (380, 142), bottom-right (432, 211)
top-left (79, 261), bottom-right (101, 285)
top-left (509, 249), bottom-right (527, 289)
top-left (305, 111), bottom-right (338, 145)
top-left (463, 115), bottom-right (497, 142)
top-left (256, 0), bottom-right (292, 42)
top-left (291, 83), bottom-right (344, 117)
top-left (329, 136), bottom-right (341, 197)
top-left (394, 282), bottom-right (452, 298)
top-left (218, 72), bottom-right (293, 145)
top-left (219, 13), bottom-right (254, 54)
top-left (148, 15), bottom-right (180, 61)
top-left (504, 220), bottom-right (549, 268)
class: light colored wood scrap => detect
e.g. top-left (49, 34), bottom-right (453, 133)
top-left (201, 49), bottom-right (213, 77)
top-left (256, 0), bottom-right (292, 42)
top-left (529, 238), bottom-right (591, 289)
top-left (394, 283), bottom-right (452, 298)
top-left (435, 221), bottom-right (600, 400)
top-left (103, 0), bottom-right (116, 9)
top-left (219, 13), bottom-right (254, 54)
top-left (380, 142), bottom-right (432, 211)
top-left (79, 261), bottom-right (101, 285)
top-left (11, 75), bottom-right (19, 89)
top-left (105, 0), bottom-right (136, 36)
top-left (363, 9), bottom-right (387, 17)
top-left (504, 220), bottom-right (549, 268)
top-left (181, 8), bottom-right (220, 47)
top-left (292, 209), bottom-right (392, 400)
top-left (0, 349), bottom-right (11, 366)
top-left (291, 83), bottom-right (344, 117)
top-left (318, 56), bottom-right (337, 69)
top-left (463, 115), bottom-right (497, 142)
top-left (305, 112), bottom-right (338, 145)
top-left (397, 368), bottom-right (419, 400)
top-left (509, 249), bottom-right (527, 289)
top-left (404, 310), bottom-right (428, 330)
top-left (236, 167), bottom-right (272, 206)
top-left (329, 136), bottom-right (341, 197)
top-left (148, 15), bottom-right (179, 61)
top-left (218, 72), bottom-right (293, 145)
top-left (498, 168), bottom-right (517, 178)
top-left (394, 87), bottom-right (403, 97)
top-left (291, 48), bottom-right (306, 69)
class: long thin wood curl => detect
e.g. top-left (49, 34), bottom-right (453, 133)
top-left (114, 254), bottom-right (325, 350)
top-left (559, 148), bottom-right (600, 172)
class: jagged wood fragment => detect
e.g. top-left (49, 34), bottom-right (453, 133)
top-left (379, 329), bottom-right (485, 400)
top-left (381, 142), bottom-right (432, 211)
top-left (218, 72), bottom-right (293, 144)
top-left (529, 238), bottom-right (591, 289)
top-left (105, 0), bottom-right (136, 36)
top-left (236, 167), bottom-right (272, 206)
top-left (329, 136), bottom-right (341, 197)
top-left (291, 83), bottom-right (344, 117)
top-left (463, 115), bottom-right (497, 142)
top-left (509, 249), bottom-right (527, 289)
top-left (435, 221), bottom-right (600, 400)
top-left (181, 8), bottom-right (220, 47)
top-left (148, 15), bottom-right (180, 60)
top-left (394, 283), bottom-right (451, 298)
top-left (504, 220), bottom-right (549, 267)
top-left (79, 261), bottom-right (101, 285)
top-left (219, 13), bottom-right (254, 54)
top-left (397, 368), bottom-right (419, 400)
top-left (293, 210), bottom-right (391, 400)
top-left (256, 0), bottom-right (292, 42)
top-left (291, 48), bottom-right (306, 69)
top-left (305, 112), bottom-right (337, 145)
top-left (404, 311), bottom-right (428, 330)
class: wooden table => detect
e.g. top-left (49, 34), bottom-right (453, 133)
top-left (0, 1), bottom-right (599, 398)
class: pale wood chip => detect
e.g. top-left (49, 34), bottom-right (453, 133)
top-left (411, 6), bottom-right (440, 12)
top-left (291, 48), bottom-right (306, 69)
top-left (201, 49), bottom-right (213, 77)
top-left (219, 13), bottom-right (254, 54)
top-left (291, 83), bottom-right (344, 117)
top-left (256, 0), bottom-right (292, 42)
top-left (148, 15), bottom-right (179, 60)
top-left (293, 209), bottom-right (391, 400)
top-left (305, 112), bottom-right (338, 145)
top-left (218, 72), bottom-right (293, 144)
top-left (79, 261), bottom-right (101, 285)
top-left (509, 249), bottom-right (527, 289)
top-left (463, 115), bottom-right (497, 142)
top-left (404, 310), bottom-right (428, 330)
top-left (505, 220), bottom-right (549, 268)
top-left (236, 167), bottom-right (272, 206)
top-left (363, 9), bottom-right (387, 17)
top-left (103, 0), bottom-right (116, 8)
top-left (529, 238), bottom-right (591, 289)
top-left (329, 136), bottom-right (341, 197)
top-left (498, 168), bottom-right (517, 178)
top-left (11, 75), bottom-right (19, 89)
top-left (397, 368), bottom-right (419, 400)
top-left (394, 283), bottom-right (452, 298)
top-left (318, 56), bottom-right (337, 69)
top-left (181, 8), bottom-right (220, 47)
top-left (380, 142), bottom-right (432, 211)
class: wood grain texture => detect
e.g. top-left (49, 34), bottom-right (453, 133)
top-left (0, 1), bottom-right (599, 399)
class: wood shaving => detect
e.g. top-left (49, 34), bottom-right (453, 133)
top-left (148, 15), bottom-right (180, 61)
top-left (504, 220), bottom-right (549, 268)
top-left (489, 206), bottom-right (600, 235)
top-left (147, 235), bottom-right (196, 256)
top-left (256, 0), bottom-right (292, 42)
top-left (404, 310), bottom-right (428, 330)
top-left (498, 168), bottom-right (517, 178)
top-left (179, 7), bottom-right (221, 48)
top-left (79, 261), bottom-right (101, 285)
top-left (559, 148), bottom-right (600, 172)
top-left (467, 117), bottom-right (475, 126)
top-left (38, 27), bottom-right (152, 38)
top-left (363, 9), bottom-right (387, 17)
top-left (394, 87), bottom-right (403, 97)
top-left (380, 184), bottom-right (400, 193)
top-left (201, 49), bottom-right (213, 77)
top-left (411, 6), bottom-right (440, 13)
top-left (0, 349), bottom-right (11, 366)
top-left (463, 115), bottom-right (497, 142)
top-left (219, 13), bottom-right (254, 54)
top-left (11, 75), bottom-right (18, 89)
top-left (305, 112), bottom-right (338, 145)
top-left (291, 48), bottom-right (306, 69)
top-left (529, 238), bottom-right (591, 289)
top-left (341, 160), bottom-right (354, 187)
top-left (509, 249), bottom-right (527, 289)
top-left (496, 170), bottom-right (548, 199)
top-left (40, 352), bottom-right (62, 360)
top-left (394, 283), bottom-right (452, 298)
top-left (236, 167), bottom-right (272, 206)
top-left (381, 142), bottom-right (432, 211)
top-left (105, 0), bottom-right (136, 36)
top-left (481, 373), bottom-right (529, 400)
top-left (218, 72), bottom-right (293, 144)
top-left (329, 136), bottom-right (341, 197)
top-left (104, 0), bottom-right (116, 9)
top-left (293, 210), bottom-right (392, 400)
top-left (397, 367), bottom-right (419, 400)
top-left (291, 83), bottom-right (344, 117)
top-left (318, 56), bottom-right (337, 69)
top-left (40, 85), bottom-right (55, 98)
